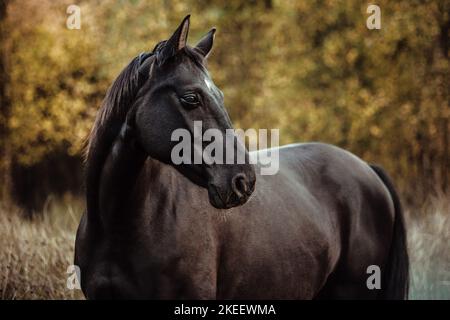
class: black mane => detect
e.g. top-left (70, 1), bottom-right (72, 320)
top-left (85, 54), bottom-right (148, 220)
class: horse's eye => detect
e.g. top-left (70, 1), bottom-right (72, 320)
top-left (180, 93), bottom-right (200, 109)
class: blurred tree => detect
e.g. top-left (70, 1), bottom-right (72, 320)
top-left (5, 0), bottom-right (106, 212)
top-left (0, 0), bottom-right (12, 204)
top-left (1, 0), bottom-right (448, 211)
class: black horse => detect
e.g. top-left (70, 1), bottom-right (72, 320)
top-left (75, 15), bottom-right (409, 299)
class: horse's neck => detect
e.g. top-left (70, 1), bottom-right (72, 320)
top-left (98, 122), bottom-right (147, 226)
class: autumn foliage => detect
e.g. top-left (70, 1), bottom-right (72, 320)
top-left (0, 0), bottom-right (448, 210)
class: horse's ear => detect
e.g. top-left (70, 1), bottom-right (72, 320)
top-left (195, 28), bottom-right (216, 58)
top-left (157, 15), bottom-right (190, 66)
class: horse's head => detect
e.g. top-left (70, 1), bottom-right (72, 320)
top-left (133, 15), bottom-right (256, 209)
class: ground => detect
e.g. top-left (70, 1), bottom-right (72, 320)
top-left (0, 194), bottom-right (449, 300)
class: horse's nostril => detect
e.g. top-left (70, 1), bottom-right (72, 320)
top-left (231, 173), bottom-right (248, 198)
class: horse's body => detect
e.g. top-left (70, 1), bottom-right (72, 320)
top-left (75, 16), bottom-right (409, 299)
top-left (76, 142), bottom-right (406, 299)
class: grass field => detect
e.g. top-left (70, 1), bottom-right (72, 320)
top-left (0, 194), bottom-right (449, 300)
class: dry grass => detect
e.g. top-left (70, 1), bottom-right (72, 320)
top-left (0, 194), bottom-right (449, 300)
top-left (0, 196), bottom-right (84, 299)
top-left (406, 195), bottom-right (450, 299)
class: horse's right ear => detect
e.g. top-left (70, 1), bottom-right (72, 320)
top-left (157, 15), bottom-right (190, 66)
top-left (195, 28), bottom-right (216, 59)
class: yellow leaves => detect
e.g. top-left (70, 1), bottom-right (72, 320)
top-left (8, 16), bottom-right (102, 165)
top-left (3, 0), bottom-right (447, 191)
top-left (369, 125), bottom-right (381, 138)
top-left (346, 48), bottom-right (358, 65)
top-left (323, 40), bottom-right (341, 68)
top-left (401, 103), bottom-right (413, 117)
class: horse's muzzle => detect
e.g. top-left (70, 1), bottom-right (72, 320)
top-left (207, 172), bottom-right (255, 209)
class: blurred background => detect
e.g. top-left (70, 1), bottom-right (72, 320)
top-left (0, 0), bottom-right (448, 299)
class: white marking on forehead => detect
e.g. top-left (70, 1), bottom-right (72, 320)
top-left (204, 77), bottom-right (213, 91)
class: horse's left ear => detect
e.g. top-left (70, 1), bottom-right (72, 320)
top-left (195, 28), bottom-right (216, 58)
top-left (158, 15), bottom-right (190, 66)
